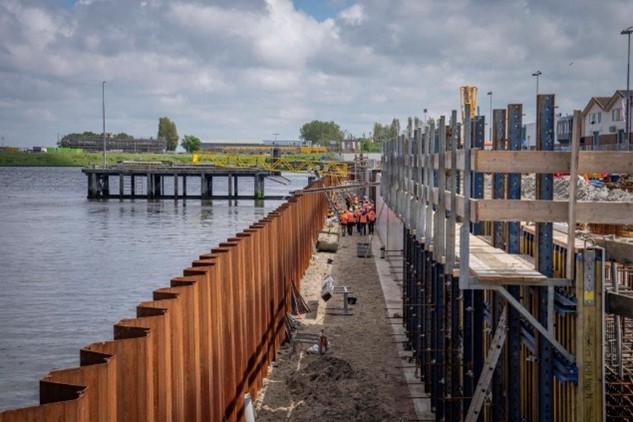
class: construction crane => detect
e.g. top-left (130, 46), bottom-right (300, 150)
top-left (460, 85), bottom-right (478, 122)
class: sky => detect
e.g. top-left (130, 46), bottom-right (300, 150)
top-left (0, 0), bottom-right (632, 148)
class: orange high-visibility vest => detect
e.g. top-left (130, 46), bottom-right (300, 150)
top-left (368, 210), bottom-right (376, 222)
top-left (340, 212), bottom-right (348, 225)
top-left (345, 210), bottom-right (354, 222)
top-left (359, 213), bottom-right (368, 224)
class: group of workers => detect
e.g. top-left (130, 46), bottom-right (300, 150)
top-left (338, 194), bottom-right (376, 237)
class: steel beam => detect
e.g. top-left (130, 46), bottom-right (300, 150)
top-left (536, 94), bottom-right (555, 422)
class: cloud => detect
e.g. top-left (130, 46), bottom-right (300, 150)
top-left (338, 3), bottom-right (363, 26)
top-left (0, 0), bottom-right (630, 146)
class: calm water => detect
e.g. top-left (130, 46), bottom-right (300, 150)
top-left (0, 167), bottom-right (308, 410)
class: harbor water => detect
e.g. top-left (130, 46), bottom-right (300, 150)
top-left (0, 167), bottom-right (308, 410)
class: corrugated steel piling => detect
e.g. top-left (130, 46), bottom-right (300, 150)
top-left (0, 176), bottom-right (331, 421)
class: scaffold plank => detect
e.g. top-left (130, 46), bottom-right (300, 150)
top-left (455, 228), bottom-right (546, 283)
top-left (473, 200), bottom-right (633, 225)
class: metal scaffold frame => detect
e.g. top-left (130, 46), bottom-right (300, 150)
top-left (383, 94), bottom-right (633, 421)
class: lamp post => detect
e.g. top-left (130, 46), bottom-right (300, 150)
top-left (102, 81), bottom-right (106, 168)
top-left (622, 26), bottom-right (633, 148)
top-left (532, 70), bottom-right (542, 97)
top-left (487, 91), bottom-right (493, 141)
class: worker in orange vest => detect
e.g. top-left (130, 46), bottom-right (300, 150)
top-left (339, 210), bottom-right (348, 237)
top-left (359, 209), bottom-right (368, 236)
top-left (353, 207), bottom-right (362, 235)
top-left (367, 207), bottom-right (376, 235)
top-left (345, 208), bottom-right (355, 236)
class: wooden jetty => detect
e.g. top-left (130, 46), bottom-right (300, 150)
top-left (81, 162), bottom-right (304, 200)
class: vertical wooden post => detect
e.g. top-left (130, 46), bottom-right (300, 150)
top-left (575, 249), bottom-right (604, 421)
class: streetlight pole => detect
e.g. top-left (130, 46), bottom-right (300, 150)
top-left (532, 70), bottom-right (542, 97)
top-left (622, 27), bottom-right (633, 148)
top-left (102, 81), bottom-right (106, 168)
top-left (487, 91), bottom-right (493, 141)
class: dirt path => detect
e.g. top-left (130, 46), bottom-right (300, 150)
top-left (254, 223), bottom-right (416, 421)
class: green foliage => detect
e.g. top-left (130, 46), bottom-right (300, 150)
top-left (0, 151), bottom-right (193, 167)
top-left (158, 117), bottom-right (179, 151)
top-left (372, 120), bottom-right (399, 143)
top-left (181, 134), bottom-right (202, 153)
top-left (59, 131), bottom-right (101, 146)
top-left (113, 132), bottom-right (133, 139)
top-left (299, 120), bottom-right (344, 145)
top-left (390, 118), bottom-right (400, 138)
top-left (360, 138), bottom-right (381, 152)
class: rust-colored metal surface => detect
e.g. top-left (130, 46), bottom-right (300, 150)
top-left (0, 177), bottom-right (332, 422)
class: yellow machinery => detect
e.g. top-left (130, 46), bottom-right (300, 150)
top-left (192, 153), bottom-right (348, 177)
top-left (460, 85), bottom-right (478, 122)
top-left (219, 145), bottom-right (327, 155)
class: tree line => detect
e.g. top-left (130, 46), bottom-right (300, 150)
top-left (58, 117), bottom-right (202, 153)
top-left (299, 115), bottom-right (425, 152)
top-left (59, 114), bottom-right (425, 155)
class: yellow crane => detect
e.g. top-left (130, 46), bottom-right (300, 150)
top-left (460, 85), bottom-right (478, 122)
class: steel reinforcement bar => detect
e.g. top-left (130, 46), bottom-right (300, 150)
top-left (0, 177), bottom-right (333, 422)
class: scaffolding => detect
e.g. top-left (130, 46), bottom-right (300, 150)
top-left (382, 96), bottom-right (633, 421)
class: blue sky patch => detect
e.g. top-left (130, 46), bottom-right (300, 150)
top-left (293, 0), bottom-right (354, 22)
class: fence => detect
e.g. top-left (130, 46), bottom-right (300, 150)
top-left (0, 177), bottom-right (333, 422)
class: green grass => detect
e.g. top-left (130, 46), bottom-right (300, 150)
top-left (0, 150), bottom-right (342, 167)
top-left (0, 151), bottom-right (195, 167)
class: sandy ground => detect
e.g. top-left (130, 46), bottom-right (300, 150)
top-left (254, 221), bottom-right (418, 421)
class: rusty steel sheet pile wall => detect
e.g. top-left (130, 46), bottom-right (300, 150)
top-left (0, 177), bottom-right (332, 422)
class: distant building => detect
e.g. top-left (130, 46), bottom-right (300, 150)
top-left (581, 90), bottom-right (632, 149)
top-left (556, 114), bottom-right (573, 148)
top-left (523, 122), bottom-right (536, 149)
top-left (341, 139), bottom-right (360, 152)
top-left (61, 135), bottom-right (167, 153)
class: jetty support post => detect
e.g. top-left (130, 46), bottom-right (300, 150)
top-left (155, 174), bottom-right (162, 198)
top-left (254, 174), bottom-right (266, 199)
top-left (146, 173), bottom-right (153, 199)
top-left (87, 173), bottom-right (109, 199)
top-left (201, 174), bottom-right (209, 199)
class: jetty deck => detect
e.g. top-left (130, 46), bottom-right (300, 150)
top-left (82, 163), bottom-right (296, 200)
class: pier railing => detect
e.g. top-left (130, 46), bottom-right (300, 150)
top-left (0, 176), bottom-right (336, 422)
